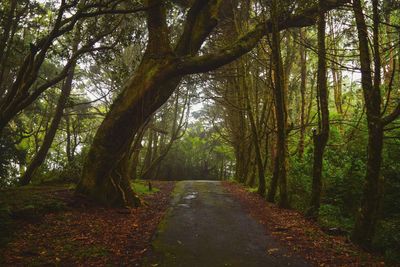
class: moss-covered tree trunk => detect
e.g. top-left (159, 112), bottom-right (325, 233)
top-left (76, 0), bottom-right (223, 207)
top-left (76, 58), bottom-right (178, 206)
top-left (75, 0), bottom-right (348, 207)
top-left (269, 0), bottom-right (289, 208)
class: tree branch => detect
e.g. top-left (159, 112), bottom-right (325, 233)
top-left (175, 0), bottom-right (349, 75)
top-left (382, 101), bottom-right (400, 125)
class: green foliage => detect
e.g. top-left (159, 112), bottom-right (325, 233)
top-left (373, 217), bottom-right (400, 264)
top-left (34, 154), bottom-right (86, 185)
top-left (288, 152), bottom-right (312, 211)
top-left (287, 118), bottom-right (400, 262)
top-left (0, 127), bottom-right (27, 187)
top-left (318, 204), bottom-right (354, 232)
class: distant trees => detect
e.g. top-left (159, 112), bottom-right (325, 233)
top-left (140, 88), bottom-right (190, 181)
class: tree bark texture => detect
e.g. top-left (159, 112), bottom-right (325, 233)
top-left (307, 0), bottom-right (330, 220)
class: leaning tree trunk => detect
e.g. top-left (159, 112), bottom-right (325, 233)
top-left (76, 0), bottom-right (224, 207)
top-left (19, 29), bottom-right (79, 186)
top-left (307, 0), bottom-right (329, 220)
top-left (75, 58), bottom-right (179, 206)
top-left (75, 0), bottom-right (349, 207)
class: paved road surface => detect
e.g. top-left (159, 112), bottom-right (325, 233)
top-left (144, 181), bottom-right (310, 267)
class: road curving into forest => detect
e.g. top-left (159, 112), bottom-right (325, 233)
top-left (143, 180), bottom-right (310, 267)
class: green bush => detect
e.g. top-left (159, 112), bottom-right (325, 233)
top-left (318, 204), bottom-right (353, 232)
top-left (373, 217), bottom-right (400, 264)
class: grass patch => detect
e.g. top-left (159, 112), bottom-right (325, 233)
top-left (246, 186), bottom-right (258, 193)
top-left (131, 180), bottom-right (159, 195)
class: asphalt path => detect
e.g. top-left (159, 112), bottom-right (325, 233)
top-left (144, 180), bottom-right (310, 267)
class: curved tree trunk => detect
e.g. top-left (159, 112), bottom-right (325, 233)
top-left (75, 0), bottom-right (348, 207)
top-left (75, 0), bottom-right (223, 207)
top-left (75, 58), bottom-right (178, 206)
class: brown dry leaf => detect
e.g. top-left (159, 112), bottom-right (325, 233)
top-left (267, 248), bottom-right (279, 254)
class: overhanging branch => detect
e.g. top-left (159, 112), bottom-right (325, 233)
top-left (175, 0), bottom-right (349, 75)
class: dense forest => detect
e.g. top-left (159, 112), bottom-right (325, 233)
top-left (1, 0), bottom-right (400, 264)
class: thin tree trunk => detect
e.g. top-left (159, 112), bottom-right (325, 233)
top-left (351, 0), bottom-right (384, 247)
top-left (267, 150), bottom-right (279, 202)
top-left (142, 128), bottom-right (154, 177)
top-left (126, 121), bottom-right (150, 180)
top-left (298, 28), bottom-right (307, 159)
top-left (19, 32), bottom-right (78, 185)
top-left (329, 16), bottom-right (343, 115)
top-left (306, 0), bottom-right (330, 219)
top-left (65, 115), bottom-right (74, 163)
top-left (269, 0), bottom-right (289, 208)
top-left (246, 84), bottom-right (266, 196)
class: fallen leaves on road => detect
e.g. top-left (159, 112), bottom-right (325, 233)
top-left (2, 181), bottom-right (175, 266)
top-left (222, 181), bottom-right (384, 266)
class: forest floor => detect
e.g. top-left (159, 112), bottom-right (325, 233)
top-left (0, 180), bottom-right (175, 266)
top-left (0, 180), bottom-right (385, 266)
top-left (222, 181), bottom-right (385, 266)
